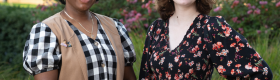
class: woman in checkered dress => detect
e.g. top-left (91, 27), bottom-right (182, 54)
top-left (22, 0), bottom-right (136, 80)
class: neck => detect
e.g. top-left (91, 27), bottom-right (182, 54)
top-left (171, 2), bottom-right (200, 26)
top-left (64, 5), bottom-right (91, 22)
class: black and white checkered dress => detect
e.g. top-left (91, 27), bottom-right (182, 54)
top-left (23, 16), bottom-right (136, 80)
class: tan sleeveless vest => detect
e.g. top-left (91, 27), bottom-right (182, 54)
top-left (42, 12), bottom-right (124, 80)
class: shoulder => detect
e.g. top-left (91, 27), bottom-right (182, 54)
top-left (42, 12), bottom-right (62, 24)
top-left (148, 19), bottom-right (166, 32)
top-left (31, 22), bottom-right (51, 32)
top-left (206, 16), bottom-right (231, 31)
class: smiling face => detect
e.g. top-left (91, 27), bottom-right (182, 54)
top-left (66, 0), bottom-right (96, 11)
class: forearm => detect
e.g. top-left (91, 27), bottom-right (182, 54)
top-left (34, 70), bottom-right (59, 80)
top-left (123, 66), bottom-right (136, 80)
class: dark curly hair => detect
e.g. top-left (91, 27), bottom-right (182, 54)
top-left (155, 0), bottom-right (215, 20)
top-left (59, 0), bottom-right (99, 5)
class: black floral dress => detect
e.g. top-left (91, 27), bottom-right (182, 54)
top-left (139, 14), bottom-right (273, 80)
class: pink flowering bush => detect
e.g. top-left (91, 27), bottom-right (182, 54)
top-left (211, 0), bottom-right (280, 39)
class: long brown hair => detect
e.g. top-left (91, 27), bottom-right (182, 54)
top-left (155, 0), bottom-right (215, 20)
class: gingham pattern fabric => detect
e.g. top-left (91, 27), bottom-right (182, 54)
top-left (23, 16), bottom-right (136, 80)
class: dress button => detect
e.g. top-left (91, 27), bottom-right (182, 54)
top-left (101, 63), bottom-right (105, 67)
top-left (94, 41), bottom-right (99, 46)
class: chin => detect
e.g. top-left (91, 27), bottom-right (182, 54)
top-left (174, 0), bottom-right (196, 6)
top-left (78, 5), bottom-right (92, 11)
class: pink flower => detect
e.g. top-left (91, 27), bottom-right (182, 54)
top-left (259, 1), bottom-right (268, 5)
top-left (232, 17), bottom-right (238, 23)
top-left (252, 6), bottom-right (256, 9)
top-left (265, 25), bottom-right (268, 28)
top-left (119, 19), bottom-right (124, 24)
top-left (144, 24), bottom-right (149, 28)
top-left (247, 10), bottom-right (253, 14)
top-left (41, 6), bottom-right (46, 11)
top-left (254, 8), bottom-right (261, 14)
top-left (238, 28), bottom-right (243, 31)
top-left (257, 30), bottom-right (261, 34)
top-left (233, 0), bottom-right (239, 5)
top-left (246, 3), bottom-right (251, 9)
top-left (276, 1), bottom-right (280, 7)
top-left (213, 7), bottom-right (222, 12)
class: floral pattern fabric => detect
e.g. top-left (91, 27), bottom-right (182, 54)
top-left (139, 14), bottom-right (272, 80)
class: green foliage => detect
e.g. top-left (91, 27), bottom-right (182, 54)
top-left (211, 0), bottom-right (280, 40)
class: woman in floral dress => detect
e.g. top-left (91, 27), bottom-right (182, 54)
top-left (139, 0), bottom-right (273, 80)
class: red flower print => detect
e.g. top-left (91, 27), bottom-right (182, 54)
top-left (181, 54), bottom-right (185, 57)
top-left (235, 35), bottom-right (241, 43)
top-left (247, 42), bottom-right (252, 48)
top-left (189, 61), bottom-right (194, 67)
top-left (174, 73), bottom-right (179, 80)
top-left (187, 33), bottom-right (191, 38)
top-left (254, 52), bottom-right (261, 58)
top-left (165, 71), bottom-right (171, 79)
top-left (195, 45), bottom-right (200, 51)
top-left (231, 69), bottom-right (235, 75)
top-left (184, 73), bottom-right (190, 79)
top-left (207, 24), bottom-right (211, 31)
top-left (227, 60), bottom-right (232, 67)
top-left (169, 63), bottom-right (173, 70)
top-left (202, 64), bottom-right (206, 71)
top-left (197, 37), bottom-right (202, 44)
top-left (154, 55), bottom-right (159, 61)
top-left (149, 25), bottom-right (153, 31)
top-left (159, 73), bottom-right (162, 79)
top-left (216, 16), bottom-right (222, 18)
top-left (196, 63), bottom-right (201, 70)
top-left (197, 22), bottom-right (201, 28)
top-left (178, 69), bottom-right (181, 72)
top-left (238, 43), bottom-right (245, 47)
top-left (236, 47), bottom-right (240, 52)
top-left (144, 48), bottom-right (148, 54)
top-left (156, 68), bottom-right (159, 73)
top-left (191, 28), bottom-right (195, 33)
top-left (156, 28), bottom-right (161, 34)
top-left (179, 61), bottom-right (182, 67)
top-left (236, 69), bottom-right (242, 74)
top-left (253, 66), bottom-right (259, 72)
top-left (245, 63), bottom-right (252, 70)
top-left (254, 78), bottom-right (260, 80)
top-left (204, 19), bottom-right (209, 24)
top-left (224, 27), bottom-right (232, 37)
top-left (179, 73), bottom-right (183, 79)
top-left (194, 51), bottom-right (202, 57)
top-left (159, 57), bottom-right (165, 65)
top-left (216, 49), bottom-right (229, 56)
top-left (244, 74), bottom-right (249, 78)
top-left (221, 24), bottom-right (227, 30)
top-left (217, 65), bottom-right (226, 73)
top-left (263, 67), bottom-right (268, 75)
top-left (199, 15), bottom-right (204, 20)
top-left (235, 64), bottom-right (241, 68)
top-left (203, 44), bottom-right (206, 50)
top-left (174, 55), bottom-right (180, 62)
top-left (189, 68), bottom-right (194, 74)
top-left (213, 42), bottom-right (224, 51)
top-left (230, 43), bottom-right (236, 47)
top-left (154, 35), bottom-right (159, 41)
top-left (183, 40), bottom-right (189, 46)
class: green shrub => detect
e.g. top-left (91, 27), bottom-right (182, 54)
top-left (211, 0), bottom-right (280, 40)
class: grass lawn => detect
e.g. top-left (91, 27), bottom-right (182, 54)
top-left (0, 2), bottom-right (37, 8)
